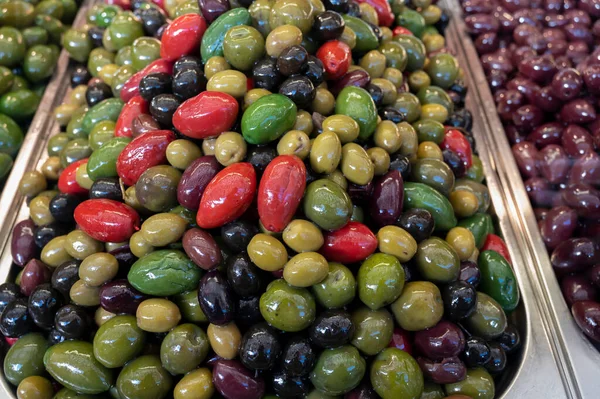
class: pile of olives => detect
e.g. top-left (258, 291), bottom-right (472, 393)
top-left (0, 0), bottom-right (80, 184)
top-left (461, 0), bottom-right (600, 345)
top-left (5, 0), bottom-right (522, 398)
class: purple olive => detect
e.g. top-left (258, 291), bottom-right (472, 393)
top-left (528, 122), bottom-right (563, 148)
top-left (546, 39), bottom-right (568, 56)
top-left (518, 54), bottom-right (557, 83)
top-left (494, 7), bottom-right (518, 33)
top-left (414, 321), bottom-right (466, 359)
top-left (537, 144), bottom-right (571, 184)
top-left (197, 0), bottom-right (230, 23)
top-left (524, 177), bottom-right (554, 207)
top-left (545, 13), bottom-right (567, 27)
top-left (459, 260), bottom-right (481, 287)
top-left (564, 23), bottom-right (594, 45)
top-left (513, 23), bottom-right (540, 46)
top-left (505, 124), bottom-right (528, 145)
top-left (182, 228), bottom-right (222, 270)
top-left (344, 382), bottom-right (378, 399)
top-left (329, 70), bottom-right (370, 97)
top-left (496, 90), bottom-right (524, 122)
top-left (417, 356), bottom-right (467, 384)
top-left (560, 99), bottom-right (597, 125)
top-left (198, 269), bottom-right (236, 325)
top-left (507, 76), bottom-right (540, 103)
top-left (534, 85), bottom-right (562, 112)
top-left (566, 41), bottom-right (590, 64)
top-left (543, 28), bottom-right (566, 41)
top-left (475, 32), bottom-right (500, 54)
top-left (511, 46), bottom-right (536, 65)
top-left (587, 264), bottom-right (600, 288)
top-left (512, 141), bottom-right (540, 178)
top-left (582, 64), bottom-right (600, 95)
top-left (11, 220), bottom-right (38, 267)
top-left (566, 9), bottom-right (592, 25)
top-left (465, 14), bottom-right (500, 34)
top-left (561, 183), bottom-right (600, 218)
top-left (540, 206), bottom-right (577, 250)
top-left (347, 181), bottom-right (374, 205)
top-left (20, 259), bottom-right (51, 296)
top-left (571, 300), bottom-right (600, 343)
top-left (551, 237), bottom-right (598, 274)
top-left (551, 68), bottom-right (583, 100)
top-left (579, 0), bottom-right (600, 18)
top-left (487, 70), bottom-right (508, 91)
top-left (481, 51), bottom-right (514, 74)
top-left (561, 125), bottom-right (595, 157)
top-left (569, 149), bottom-right (600, 186)
top-left (99, 279), bottom-right (148, 314)
top-left (177, 156), bottom-right (221, 211)
top-left (213, 359), bottom-right (265, 399)
top-left (561, 274), bottom-right (597, 306)
top-left (463, 0), bottom-right (495, 14)
top-left (369, 170), bottom-right (403, 227)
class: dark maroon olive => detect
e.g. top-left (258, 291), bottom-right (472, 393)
top-left (51, 260), bottom-right (81, 297)
top-left (240, 323), bottom-right (282, 370)
top-left (481, 51), bottom-right (514, 74)
top-left (465, 14), bottom-right (500, 34)
top-left (20, 259), bottom-right (52, 296)
top-left (571, 301), bottom-right (600, 343)
top-left (198, 270), bottom-right (236, 325)
top-left (475, 32), bottom-right (499, 54)
top-left (512, 24), bottom-right (540, 46)
top-left (0, 283), bottom-right (21, 314)
top-left (198, 0), bottom-right (230, 23)
top-left (369, 170), bottom-right (403, 227)
top-left (524, 177), bottom-right (554, 207)
top-left (484, 342), bottom-right (507, 374)
top-left (487, 69), bottom-right (508, 91)
top-left (507, 76), bottom-right (540, 103)
top-left (540, 206), bottom-right (577, 250)
top-left (551, 68), bottom-right (583, 100)
top-left (560, 99), bottom-right (596, 124)
top-left (561, 183), bottom-right (600, 218)
top-left (213, 359), bottom-right (265, 399)
top-left (99, 279), bottom-right (147, 315)
top-left (534, 208), bottom-right (548, 221)
top-left (109, 246), bottom-right (136, 277)
top-left (525, 32), bottom-right (548, 53)
top-left (579, 0), bottom-right (600, 18)
top-left (459, 261), bottom-right (481, 287)
top-left (511, 46), bottom-right (536, 66)
top-left (566, 9), bottom-right (592, 25)
top-left (518, 55), bottom-right (557, 83)
top-left (561, 274), bottom-right (597, 306)
top-left (495, 324), bottom-right (521, 354)
top-left (328, 70), bottom-right (370, 97)
top-left (462, 0), bottom-right (494, 14)
top-left (569, 149), bottom-right (600, 186)
top-left (543, 28), bottom-right (566, 41)
top-left (496, 90), bottom-right (524, 122)
top-left (11, 219), bottom-right (37, 267)
top-left (582, 64), bottom-right (600, 95)
top-left (528, 122), bottom-right (563, 148)
top-left (344, 383), bottom-right (378, 399)
top-left (494, 7), bottom-right (517, 32)
top-left (566, 41), bottom-right (589, 64)
top-left (417, 357), bottom-right (467, 384)
top-left (131, 114), bottom-right (160, 137)
top-left (312, 11), bottom-right (345, 41)
top-left (544, 12), bottom-right (567, 26)
top-left (505, 124), bottom-right (527, 145)
top-left (182, 228), bottom-right (222, 270)
top-left (177, 156), bottom-right (221, 210)
top-left (534, 85), bottom-right (561, 113)
top-left (226, 253), bottom-right (265, 298)
top-left (551, 237), bottom-right (598, 274)
top-left (537, 144), bottom-right (570, 184)
top-left (414, 321), bottom-right (465, 360)
top-left (347, 182), bottom-right (374, 205)
top-left (442, 281), bottom-right (477, 321)
top-left (561, 125), bottom-right (595, 157)
top-left (564, 23), bottom-right (593, 45)
top-left (277, 45), bottom-right (308, 77)
top-left (588, 265), bottom-right (600, 288)
top-left (512, 105), bottom-right (544, 132)
top-left (512, 142), bottom-right (540, 178)
top-left (513, 9), bottom-right (538, 26)
top-left (546, 39), bottom-right (568, 56)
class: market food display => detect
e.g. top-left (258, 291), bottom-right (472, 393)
top-left (1, 0), bottom-right (525, 398)
top-left (459, 0), bottom-right (600, 345)
top-left (0, 0), bottom-right (79, 185)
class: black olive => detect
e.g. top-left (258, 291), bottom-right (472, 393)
top-left (277, 46), bottom-right (309, 77)
top-left (309, 310), bottom-right (354, 349)
top-left (240, 323), bottom-right (282, 370)
top-left (137, 7), bottom-right (166, 37)
top-left (34, 223), bottom-right (71, 249)
top-left (89, 178), bottom-right (123, 201)
top-left (435, 9), bottom-right (450, 32)
top-left (0, 298), bottom-right (34, 338)
top-left (51, 260), bottom-right (81, 297)
top-left (485, 342), bottom-right (507, 374)
top-left (253, 58), bottom-right (282, 91)
top-left (346, 0), bottom-right (360, 17)
top-left (312, 11), bottom-right (345, 42)
top-left (0, 283), bottom-right (21, 314)
top-left (139, 72), bottom-right (173, 102)
top-left (272, 371), bottom-right (311, 399)
top-left (156, 23), bottom-right (168, 40)
top-left (347, 182), bottom-right (374, 205)
top-left (87, 26), bottom-right (105, 48)
top-left (443, 149), bottom-right (466, 178)
top-left (85, 81), bottom-right (113, 107)
top-left (280, 336), bottom-right (316, 377)
top-left (54, 304), bottom-right (92, 340)
top-left (149, 93), bottom-right (180, 127)
top-left (109, 247), bottom-right (137, 277)
top-left (226, 253), bottom-right (265, 298)
top-left (379, 107), bottom-right (405, 123)
top-left (48, 328), bottom-right (68, 345)
top-left (442, 281), bottom-right (477, 321)
top-left (279, 75), bottom-right (315, 109)
top-left (49, 193), bottom-right (82, 223)
top-left (172, 67), bottom-right (207, 100)
top-left (367, 83), bottom-right (384, 107)
top-left (221, 220), bottom-right (259, 254)
top-left (462, 336), bottom-right (491, 367)
top-left (305, 163), bottom-right (319, 185)
top-left (323, 0), bottom-right (349, 14)
top-left (446, 108), bottom-right (473, 131)
top-left (397, 208), bottom-right (434, 243)
top-left (28, 284), bottom-right (64, 331)
top-left (236, 296), bottom-right (264, 331)
top-left (198, 270), bottom-right (237, 325)
top-left (173, 56), bottom-right (203, 75)
top-left (71, 65), bottom-right (91, 87)
top-left (495, 324), bottom-right (521, 354)
top-left (304, 55), bottom-right (325, 86)
top-left (246, 145), bottom-right (278, 175)
top-left (458, 260), bottom-right (481, 288)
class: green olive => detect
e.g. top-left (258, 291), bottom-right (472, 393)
top-left (41, 235), bottom-right (74, 268)
top-left (391, 281), bottom-right (443, 331)
top-left (223, 25), bottom-right (265, 71)
top-left (351, 306), bottom-right (394, 356)
top-left (93, 315), bottom-right (146, 368)
top-left (243, 88), bottom-right (271, 110)
top-left (449, 190), bottom-right (479, 218)
top-left (446, 227), bottom-right (476, 261)
top-left (19, 171), bottom-right (47, 197)
top-left (374, 120), bottom-right (402, 153)
top-left (166, 139), bottom-right (202, 170)
top-left (160, 324), bottom-right (210, 375)
top-left (207, 70), bottom-right (247, 98)
top-left (277, 130), bottom-right (311, 159)
top-left (248, 233), bottom-right (288, 271)
top-left (360, 50), bottom-right (386, 78)
top-left (326, 169), bottom-right (348, 191)
top-left (371, 348), bottom-right (424, 399)
top-left (310, 131), bottom-right (342, 174)
top-left (215, 131), bottom-right (247, 166)
top-left (260, 279), bottom-right (316, 332)
top-left (322, 114), bottom-right (360, 144)
top-left (29, 195), bottom-right (54, 226)
top-left (377, 225), bottom-right (417, 263)
top-left (174, 368), bottom-right (214, 399)
top-left (70, 280), bottom-right (101, 307)
top-left (303, 179), bottom-right (352, 231)
top-left (394, 92), bottom-right (421, 123)
top-left (204, 56), bottom-right (230, 80)
top-left (0, 27), bottom-right (26, 67)
top-left (312, 87), bottom-right (335, 115)
top-left (444, 368), bottom-right (495, 399)
top-left (370, 78), bottom-right (397, 105)
top-left (65, 230), bottom-right (103, 260)
top-left (283, 252), bottom-right (329, 287)
top-left (358, 253), bottom-right (405, 310)
top-left (293, 109), bottom-right (314, 134)
top-left (16, 376), bottom-right (54, 399)
top-left (367, 147), bottom-right (390, 176)
top-left (410, 158), bottom-right (455, 196)
top-left (59, 138), bottom-right (92, 167)
top-left (116, 355), bottom-right (173, 399)
top-left (131, 36), bottom-right (161, 70)
top-left (312, 262), bottom-right (356, 309)
top-left (136, 298), bottom-right (182, 333)
top-left (173, 289), bottom-right (208, 323)
top-left (40, 156), bottom-right (61, 180)
top-left (269, 0), bottom-right (313, 34)
top-left (464, 292), bottom-right (507, 339)
top-left (310, 345), bottom-right (366, 395)
top-left (141, 213), bottom-right (187, 247)
top-left (282, 219), bottom-right (323, 253)
top-left (416, 237), bottom-right (460, 283)
top-left (79, 253), bottom-right (119, 287)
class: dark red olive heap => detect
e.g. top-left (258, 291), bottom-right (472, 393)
top-left (461, 0), bottom-right (600, 344)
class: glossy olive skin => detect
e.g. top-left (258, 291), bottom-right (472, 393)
top-left (4, 333), bottom-right (49, 386)
top-left (226, 253), bottom-right (265, 298)
top-left (28, 283), bottom-right (64, 330)
top-left (160, 323), bottom-right (210, 375)
top-left (0, 298), bottom-right (33, 338)
top-left (280, 336), bottom-right (316, 377)
top-left (351, 306), bottom-right (394, 356)
top-left (260, 279), bottom-right (316, 332)
top-left (309, 309), bottom-right (354, 349)
top-left (310, 345), bottom-right (366, 396)
top-left (464, 292), bottom-right (507, 339)
top-left (116, 355), bottom-right (172, 399)
top-left (371, 347), bottom-right (424, 399)
top-left (240, 323), bottom-right (282, 370)
top-left (198, 270), bottom-right (237, 325)
top-left (54, 304), bottom-right (92, 340)
top-left (99, 279), bottom-right (148, 315)
top-left (221, 220), bottom-right (259, 253)
top-left (442, 281), bottom-right (478, 321)
top-left (93, 315), bottom-right (146, 368)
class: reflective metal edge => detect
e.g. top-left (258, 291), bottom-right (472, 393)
top-left (443, 0), bottom-right (600, 397)
top-left (0, 0), bottom-right (96, 397)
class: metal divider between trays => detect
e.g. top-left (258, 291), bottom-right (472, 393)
top-left (443, 0), bottom-right (600, 397)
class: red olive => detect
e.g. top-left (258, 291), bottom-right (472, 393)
top-left (320, 221), bottom-right (377, 264)
top-left (172, 91), bottom-right (239, 139)
top-left (74, 199), bottom-right (141, 243)
top-left (115, 96), bottom-right (149, 138)
top-left (160, 14), bottom-right (207, 61)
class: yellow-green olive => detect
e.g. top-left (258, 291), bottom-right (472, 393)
top-left (70, 280), bottom-right (101, 307)
top-left (277, 130), bottom-right (311, 159)
top-left (202, 138), bottom-right (217, 156)
top-left (340, 26), bottom-right (356, 49)
top-left (174, 368), bottom-right (214, 399)
top-left (371, 78), bottom-right (397, 105)
top-left (269, 0), bottom-right (313, 34)
top-left (79, 253), bottom-right (119, 287)
top-left (95, 307), bottom-right (116, 326)
top-left (341, 143), bottom-right (374, 185)
top-left (383, 67), bottom-right (404, 88)
top-left (19, 171), bottom-right (47, 197)
top-left (124, 186), bottom-right (144, 212)
top-left (65, 230), bottom-right (104, 260)
top-left (75, 163), bottom-right (93, 190)
top-left (397, 122), bottom-right (418, 160)
top-left (207, 322), bottom-right (241, 360)
top-left (265, 25), bottom-right (303, 57)
top-left (29, 195), bottom-right (54, 227)
top-left (54, 104), bottom-right (79, 127)
top-left (130, 231), bottom-right (154, 258)
top-left (244, 88), bottom-right (271, 110)
top-left (408, 70), bottom-right (431, 93)
top-left (391, 281), bottom-right (443, 331)
top-left (166, 139), bottom-right (202, 170)
top-left (367, 147), bottom-right (390, 176)
top-left (326, 169), bottom-right (348, 191)
top-left (421, 103), bottom-right (448, 123)
top-left (310, 131), bottom-right (342, 174)
top-left (380, 26), bottom-right (393, 42)
top-left (247, 234), bottom-right (288, 271)
top-left (215, 132), bottom-right (247, 166)
top-left (374, 120), bottom-right (401, 153)
top-left (16, 376), bottom-right (53, 399)
top-left (449, 190), bottom-right (479, 218)
top-left (360, 50), bottom-right (386, 78)
top-left (417, 141), bottom-right (443, 160)
top-left (377, 226), bottom-right (418, 263)
top-left (293, 110), bottom-right (314, 134)
top-left (283, 252), bottom-right (329, 287)
top-left (446, 227), bottom-right (476, 261)
top-left (41, 236), bottom-right (74, 268)
top-left (40, 156), bottom-right (61, 180)
top-left (99, 63), bottom-right (119, 86)
top-left (207, 70), bottom-right (247, 98)
top-left (282, 219), bottom-right (324, 253)
top-left (141, 213), bottom-right (187, 247)
top-left (358, 2), bottom-right (379, 25)
top-left (312, 87), bottom-right (335, 115)
top-left (67, 85), bottom-right (88, 106)
top-left (204, 56), bottom-right (230, 80)
top-left (322, 115), bottom-right (360, 144)
top-left (136, 298), bottom-right (182, 333)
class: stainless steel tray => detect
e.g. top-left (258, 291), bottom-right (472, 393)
top-left (0, 2), bottom-right (576, 398)
top-left (443, 0), bottom-right (600, 397)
